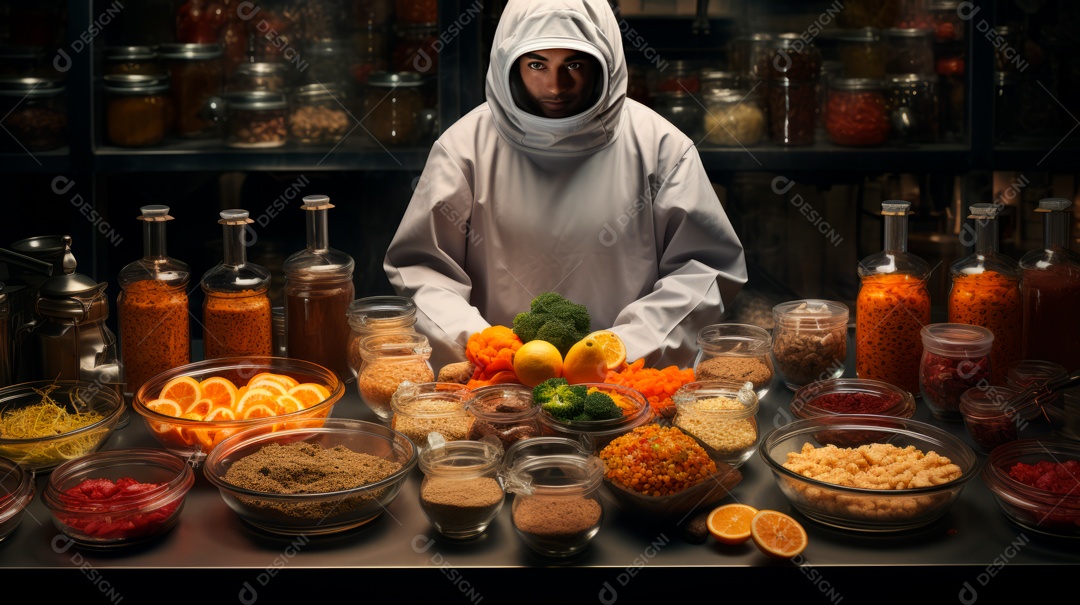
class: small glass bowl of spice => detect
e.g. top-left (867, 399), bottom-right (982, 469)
top-left (358, 331), bottom-right (434, 421)
top-left (693, 323), bottom-right (775, 400)
top-left (418, 432), bottom-right (505, 540)
top-left (390, 381), bottom-right (474, 445)
top-left (771, 299), bottom-right (849, 390)
top-left (501, 437), bottom-right (606, 558)
top-left (919, 323), bottom-right (994, 421)
top-left (790, 378), bottom-right (916, 448)
top-left (465, 384), bottom-right (542, 448)
top-left (671, 380), bottom-right (760, 467)
top-left (959, 385), bottom-right (1031, 451)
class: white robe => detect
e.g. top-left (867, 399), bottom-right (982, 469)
top-left (384, 0), bottom-right (747, 371)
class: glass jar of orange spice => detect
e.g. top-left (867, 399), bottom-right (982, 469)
top-left (200, 209), bottom-right (272, 359)
top-left (855, 200), bottom-right (931, 394)
top-left (118, 205), bottom-right (191, 396)
top-left (948, 203), bottom-right (1022, 385)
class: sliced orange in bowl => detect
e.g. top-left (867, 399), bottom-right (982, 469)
top-left (246, 379), bottom-right (288, 397)
top-left (287, 383), bottom-right (331, 408)
top-left (159, 376), bottom-right (202, 408)
top-left (184, 398), bottom-right (214, 419)
top-left (235, 387), bottom-right (282, 417)
top-left (276, 394), bottom-right (304, 415)
top-left (200, 376), bottom-right (239, 410)
top-left (241, 403), bottom-right (278, 420)
top-left (197, 406), bottom-right (238, 450)
top-left (248, 372), bottom-right (299, 390)
top-left (586, 330), bottom-right (627, 371)
top-left (707, 503), bottom-right (759, 545)
top-left (750, 510), bottom-right (808, 559)
top-left (145, 398), bottom-right (184, 419)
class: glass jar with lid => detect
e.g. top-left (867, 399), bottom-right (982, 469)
top-left (392, 24), bottom-right (439, 75)
top-left (304, 39), bottom-right (352, 86)
top-left (0, 76), bottom-right (65, 152)
top-left (223, 90), bottom-right (288, 148)
top-left (228, 62), bottom-right (286, 93)
top-left (284, 195), bottom-right (355, 381)
top-left (350, 25), bottom-right (390, 86)
top-left (763, 34), bottom-right (821, 147)
top-left (465, 384), bottom-right (543, 448)
top-left (1020, 199), bottom-right (1080, 372)
top-left (883, 28), bottom-right (934, 75)
top-left (671, 380), bottom-right (760, 467)
top-left (389, 380), bottom-right (470, 442)
top-left (825, 77), bottom-right (890, 147)
top-left (728, 33), bottom-right (774, 80)
top-left (118, 206), bottom-right (190, 397)
top-left (959, 385), bottom-right (1027, 451)
top-left (651, 90), bottom-right (703, 139)
top-left (948, 204), bottom-right (1022, 385)
top-left (395, 0), bottom-right (438, 25)
top-left (346, 296), bottom-right (418, 379)
top-left (200, 209), bottom-right (273, 359)
top-left (702, 89), bottom-right (764, 147)
top-left (104, 74), bottom-right (171, 148)
top-left (654, 60), bottom-right (700, 94)
top-left (158, 43), bottom-right (223, 138)
top-left (920, 323), bottom-right (994, 421)
top-left (771, 300), bottom-right (849, 390)
top-left (417, 432), bottom-right (506, 539)
top-left (289, 84), bottom-right (350, 145)
top-left (856, 201), bottom-right (932, 393)
top-left (835, 28), bottom-right (886, 79)
top-left (699, 69), bottom-right (741, 96)
top-left (0, 46), bottom-right (47, 78)
top-left (359, 332), bottom-right (435, 421)
top-left (103, 46), bottom-right (164, 76)
top-left (886, 73), bottom-right (937, 143)
top-left (362, 71), bottom-right (425, 146)
top-left (693, 323), bottom-right (774, 399)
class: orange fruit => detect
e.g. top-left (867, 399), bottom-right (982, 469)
top-left (750, 510), bottom-right (808, 559)
top-left (513, 340), bottom-right (564, 387)
top-left (247, 372), bottom-right (299, 390)
top-left (276, 394), bottom-right (303, 415)
top-left (200, 377), bottom-right (239, 409)
top-left (159, 376), bottom-right (202, 408)
top-left (562, 336), bottom-right (609, 384)
top-left (586, 330), bottom-right (626, 371)
top-left (247, 379), bottom-right (288, 397)
top-left (204, 406), bottom-right (237, 423)
top-left (287, 383), bottom-right (330, 408)
top-left (235, 387), bottom-right (282, 417)
top-left (184, 398), bottom-right (214, 419)
top-left (197, 407), bottom-right (238, 450)
top-left (707, 503), bottom-right (759, 545)
top-left (145, 398), bottom-right (184, 419)
top-left (241, 403), bottom-right (278, 420)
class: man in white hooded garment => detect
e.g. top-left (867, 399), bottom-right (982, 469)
top-left (384, 0), bottom-right (748, 371)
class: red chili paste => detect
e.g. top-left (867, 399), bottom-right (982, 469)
top-left (57, 477), bottom-right (178, 540)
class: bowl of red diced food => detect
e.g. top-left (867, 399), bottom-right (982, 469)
top-left (790, 378), bottom-right (916, 447)
top-left (982, 438), bottom-right (1080, 538)
top-left (42, 448), bottom-right (194, 547)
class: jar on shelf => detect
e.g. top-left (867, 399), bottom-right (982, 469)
top-left (392, 24), bottom-right (438, 75)
top-left (699, 69), bottom-right (741, 96)
top-left (0, 76), bottom-right (65, 152)
top-left (395, 0), bottom-right (438, 26)
top-left (766, 78), bottom-right (817, 146)
top-left (762, 33), bottom-right (822, 81)
top-left (838, 0), bottom-right (900, 29)
top-left (362, 71), bottom-right (424, 146)
top-left (417, 432), bottom-right (505, 540)
top-left (948, 204), bottom-right (1022, 385)
top-left (825, 77), bottom-right (890, 146)
top-left (223, 90), bottom-right (288, 148)
top-left (500, 437), bottom-right (605, 558)
top-left (158, 43), bottom-right (223, 138)
top-left (702, 89), bottom-right (764, 147)
top-left (920, 323), bottom-right (994, 421)
top-left (0, 46), bottom-right (47, 78)
top-left (771, 300), bottom-right (849, 390)
top-left (289, 84), bottom-right (351, 145)
top-left (389, 381), bottom-right (471, 443)
top-left (350, 25), bottom-right (389, 85)
top-left (960, 385), bottom-right (1028, 451)
top-left (359, 332), bottom-right (435, 421)
top-left (728, 33), bottom-right (774, 80)
top-left (284, 195), bottom-right (355, 381)
top-left (856, 201), bottom-right (932, 394)
top-left (993, 26), bottom-right (1023, 73)
top-left (651, 90), bottom-right (703, 139)
top-left (883, 28), bottom-right (934, 75)
top-left (176, 0), bottom-right (227, 44)
top-left (835, 27), bottom-right (886, 79)
top-left (928, 1), bottom-right (964, 42)
top-left (346, 296), bottom-right (418, 380)
top-left (103, 46), bottom-right (163, 76)
top-left (355, 0), bottom-right (393, 27)
top-left (1020, 199), bottom-right (1080, 372)
top-left (671, 380), bottom-right (759, 467)
top-left (465, 384), bottom-right (543, 448)
top-left (118, 206), bottom-right (191, 397)
top-left (228, 62), bottom-right (286, 93)
top-left (104, 74), bottom-right (171, 148)
top-left (693, 323), bottom-right (774, 399)
top-left (304, 39), bottom-right (352, 86)
top-left (654, 60), bottom-right (700, 94)
top-left (200, 209), bottom-right (273, 359)
top-left (886, 73), bottom-right (937, 143)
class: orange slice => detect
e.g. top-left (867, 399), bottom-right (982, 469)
top-left (750, 510), bottom-right (808, 559)
top-left (247, 378), bottom-right (288, 397)
top-left (145, 398), bottom-right (184, 419)
top-left (159, 376), bottom-right (202, 408)
top-left (197, 407), bottom-right (238, 450)
top-left (287, 383), bottom-right (331, 408)
top-left (586, 330), bottom-right (627, 371)
top-left (276, 394), bottom-right (304, 415)
top-left (184, 398), bottom-right (214, 419)
top-left (247, 372), bottom-right (299, 390)
top-left (235, 387), bottom-right (282, 416)
top-left (204, 406), bottom-right (237, 423)
top-left (200, 376), bottom-right (239, 410)
top-left (241, 403), bottom-right (278, 420)
top-left (707, 503), bottom-right (759, 545)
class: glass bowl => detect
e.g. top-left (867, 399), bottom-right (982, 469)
top-left (791, 378), bottom-right (916, 419)
top-left (133, 356), bottom-right (344, 457)
top-left (671, 380), bottom-right (760, 467)
top-left (536, 383), bottom-right (655, 453)
top-left (390, 381), bottom-right (474, 445)
top-left (693, 323), bottom-right (775, 399)
top-left (981, 438), bottom-right (1080, 538)
top-left (759, 416), bottom-right (978, 532)
top-left (203, 418), bottom-right (418, 536)
top-left (42, 448), bottom-right (194, 548)
top-left (0, 380), bottom-right (124, 472)
top-left (0, 455), bottom-right (34, 542)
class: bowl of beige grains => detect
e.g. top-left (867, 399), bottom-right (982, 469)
top-left (692, 324), bottom-right (775, 400)
top-left (203, 418), bottom-right (418, 535)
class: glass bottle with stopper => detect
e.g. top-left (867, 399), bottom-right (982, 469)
top-left (1020, 198), bottom-right (1080, 371)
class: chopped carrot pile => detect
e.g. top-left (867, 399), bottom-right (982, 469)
top-left (465, 325), bottom-right (523, 389)
top-left (604, 359), bottom-right (695, 416)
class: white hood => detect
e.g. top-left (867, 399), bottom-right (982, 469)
top-left (485, 0), bottom-right (628, 157)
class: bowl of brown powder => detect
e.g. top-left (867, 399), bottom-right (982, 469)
top-left (203, 418), bottom-right (418, 536)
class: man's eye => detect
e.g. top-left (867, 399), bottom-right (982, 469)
top-left (527, 61), bottom-right (544, 70)
top-left (566, 62), bottom-right (582, 70)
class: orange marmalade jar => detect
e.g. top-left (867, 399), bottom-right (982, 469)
top-left (855, 201), bottom-right (931, 393)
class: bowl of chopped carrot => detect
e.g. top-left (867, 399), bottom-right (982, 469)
top-left (604, 359), bottom-right (696, 419)
top-left (536, 383), bottom-right (655, 453)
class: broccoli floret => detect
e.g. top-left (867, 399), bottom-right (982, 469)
top-left (532, 377), bottom-right (568, 403)
top-left (583, 391), bottom-right (622, 420)
top-left (512, 292), bottom-right (591, 356)
top-left (534, 378), bottom-right (587, 421)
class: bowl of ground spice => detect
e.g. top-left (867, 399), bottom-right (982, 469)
top-left (693, 324), bottom-right (775, 399)
top-left (203, 418), bottom-right (418, 536)
top-left (982, 438), bottom-right (1080, 538)
top-left (0, 380), bottom-right (124, 472)
top-left (790, 378), bottom-right (916, 447)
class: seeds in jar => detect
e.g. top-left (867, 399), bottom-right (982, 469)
top-left (359, 361), bottom-right (434, 411)
top-left (673, 396), bottom-right (757, 454)
top-left (513, 495), bottom-right (601, 538)
top-left (289, 104), bottom-right (350, 144)
top-left (695, 356), bottom-right (772, 390)
top-left (703, 101), bottom-right (764, 146)
top-left (227, 110), bottom-right (287, 147)
top-left (773, 324), bottom-right (846, 387)
top-left (391, 398), bottom-right (472, 443)
top-left (420, 476), bottom-right (504, 530)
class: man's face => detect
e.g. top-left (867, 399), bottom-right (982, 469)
top-left (516, 48), bottom-right (600, 119)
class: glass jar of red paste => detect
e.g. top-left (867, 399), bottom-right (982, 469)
top-left (1020, 199), bottom-right (1080, 372)
top-left (825, 77), bottom-right (890, 146)
top-left (920, 323), bottom-right (994, 421)
top-left (790, 378), bottom-right (916, 419)
top-left (959, 385), bottom-right (1028, 451)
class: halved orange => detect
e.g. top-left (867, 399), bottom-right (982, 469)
top-left (241, 403), bottom-right (278, 420)
top-left (184, 398), bottom-right (214, 419)
top-left (276, 394), bottom-right (304, 415)
top-left (247, 372), bottom-right (299, 390)
top-left (707, 503), bottom-right (759, 545)
top-left (750, 510), bottom-right (808, 559)
top-left (586, 330), bottom-right (627, 371)
top-left (200, 376), bottom-right (239, 409)
top-left (145, 398), bottom-right (184, 419)
top-left (235, 387), bottom-right (282, 416)
top-left (159, 376), bottom-right (202, 408)
top-left (287, 383), bottom-right (330, 408)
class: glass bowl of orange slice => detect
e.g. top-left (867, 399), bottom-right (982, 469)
top-left (133, 357), bottom-right (344, 457)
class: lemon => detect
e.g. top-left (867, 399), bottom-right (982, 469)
top-left (562, 336), bottom-right (609, 384)
top-left (513, 340), bottom-right (564, 387)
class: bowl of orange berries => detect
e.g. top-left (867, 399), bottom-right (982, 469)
top-left (133, 357), bottom-right (344, 457)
